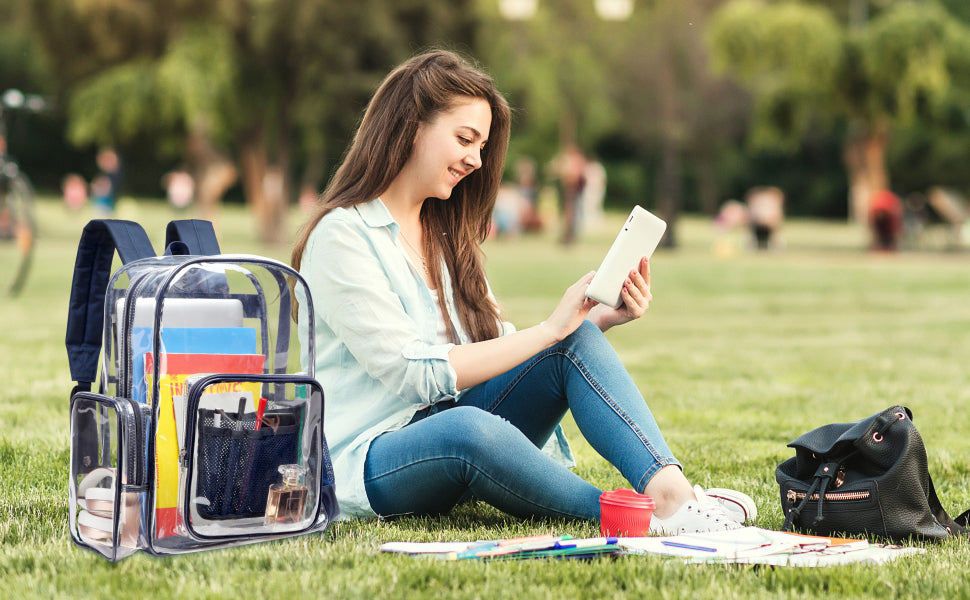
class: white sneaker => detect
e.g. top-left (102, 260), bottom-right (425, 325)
top-left (704, 486), bottom-right (757, 524)
top-left (648, 486), bottom-right (743, 535)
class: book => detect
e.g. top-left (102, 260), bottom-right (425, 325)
top-left (728, 544), bottom-right (924, 567)
top-left (616, 527), bottom-right (922, 567)
top-left (145, 352), bottom-right (264, 538)
top-left (132, 326), bottom-right (259, 402)
top-left (380, 536), bottom-right (622, 561)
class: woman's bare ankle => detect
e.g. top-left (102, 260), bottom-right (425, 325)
top-left (643, 465), bottom-right (695, 519)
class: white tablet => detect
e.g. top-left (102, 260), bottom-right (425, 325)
top-left (586, 205), bottom-right (666, 309)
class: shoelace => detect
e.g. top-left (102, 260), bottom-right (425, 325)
top-left (684, 501), bottom-right (735, 531)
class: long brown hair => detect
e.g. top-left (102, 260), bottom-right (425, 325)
top-left (291, 50), bottom-right (511, 342)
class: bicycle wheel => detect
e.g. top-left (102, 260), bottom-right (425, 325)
top-left (0, 163), bottom-right (36, 296)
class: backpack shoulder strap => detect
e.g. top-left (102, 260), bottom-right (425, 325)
top-left (65, 219), bottom-right (156, 391)
top-left (165, 219), bottom-right (221, 256)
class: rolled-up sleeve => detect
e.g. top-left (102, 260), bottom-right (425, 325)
top-left (305, 215), bottom-right (458, 404)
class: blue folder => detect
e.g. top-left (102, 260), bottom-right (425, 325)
top-left (131, 326), bottom-right (260, 402)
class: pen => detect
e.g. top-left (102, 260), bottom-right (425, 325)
top-left (454, 536), bottom-right (565, 559)
top-left (453, 541), bottom-right (500, 560)
top-left (555, 537), bottom-right (618, 549)
top-left (661, 541), bottom-right (718, 553)
top-left (236, 397), bottom-right (246, 431)
top-left (254, 397), bottom-right (267, 431)
top-left (498, 534), bottom-right (562, 547)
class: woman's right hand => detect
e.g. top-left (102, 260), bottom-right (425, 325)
top-left (541, 271), bottom-right (598, 342)
top-left (451, 272), bottom-right (597, 390)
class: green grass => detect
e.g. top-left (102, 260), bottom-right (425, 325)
top-left (2, 196), bottom-right (969, 599)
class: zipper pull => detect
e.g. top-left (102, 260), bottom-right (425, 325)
top-left (834, 465), bottom-right (846, 488)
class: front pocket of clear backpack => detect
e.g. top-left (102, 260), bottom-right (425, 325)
top-left (180, 374), bottom-right (325, 540)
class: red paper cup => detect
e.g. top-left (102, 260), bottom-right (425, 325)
top-left (599, 488), bottom-right (656, 537)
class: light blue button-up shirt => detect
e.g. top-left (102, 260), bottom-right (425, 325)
top-left (298, 198), bottom-right (572, 518)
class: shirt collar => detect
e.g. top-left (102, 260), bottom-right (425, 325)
top-left (355, 197), bottom-right (397, 232)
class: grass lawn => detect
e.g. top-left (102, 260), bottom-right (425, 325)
top-left (2, 196), bottom-right (969, 599)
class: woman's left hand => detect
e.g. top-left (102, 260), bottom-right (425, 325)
top-left (589, 256), bottom-right (652, 332)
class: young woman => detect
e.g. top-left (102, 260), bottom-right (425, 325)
top-left (292, 50), bottom-right (755, 533)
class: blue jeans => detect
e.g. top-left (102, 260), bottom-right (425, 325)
top-left (363, 320), bottom-right (680, 521)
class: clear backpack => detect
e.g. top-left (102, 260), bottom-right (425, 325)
top-left (66, 219), bottom-right (338, 561)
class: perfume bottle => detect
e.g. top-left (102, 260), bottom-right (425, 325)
top-left (265, 464), bottom-right (307, 526)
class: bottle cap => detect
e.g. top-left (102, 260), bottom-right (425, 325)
top-left (278, 464), bottom-right (307, 485)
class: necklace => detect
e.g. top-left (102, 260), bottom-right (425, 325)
top-left (399, 229), bottom-right (428, 274)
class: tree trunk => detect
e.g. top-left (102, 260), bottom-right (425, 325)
top-left (238, 126), bottom-right (287, 244)
top-left (842, 120), bottom-right (890, 224)
top-left (656, 58), bottom-right (681, 248)
top-left (656, 136), bottom-right (682, 248)
top-left (185, 131), bottom-right (238, 224)
top-left (697, 158), bottom-right (719, 216)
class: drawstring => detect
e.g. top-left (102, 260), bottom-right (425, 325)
top-left (815, 472), bottom-right (832, 525)
top-left (784, 476), bottom-right (821, 532)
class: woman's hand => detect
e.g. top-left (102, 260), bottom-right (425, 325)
top-left (451, 272), bottom-right (597, 389)
top-left (589, 256), bottom-right (652, 332)
top-left (541, 271), bottom-right (598, 342)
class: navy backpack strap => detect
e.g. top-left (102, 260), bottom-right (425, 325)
top-left (165, 219), bottom-right (221, 256)
top-left (65, 220), bottom-right (155, 391)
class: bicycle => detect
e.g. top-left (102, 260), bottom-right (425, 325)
top-left (0, 89), bottom-right (40, 296)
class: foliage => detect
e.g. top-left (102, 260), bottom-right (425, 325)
top-left (7, 0), bottom-right (970, 221)
top-left (0, 1), bottom-right (49, 94)
top-left (707, 0), bottom-right (844, 149)
top-left (707, 0), bottom-right (970, 217)
top-left (858, 2), bottom-right (970, 123)
top-left (66, 61), bottom-right (174, 149)
top-left (155, 24), bottom-right (241, 146)
top-left (477, 0), bottom-right (621, 164)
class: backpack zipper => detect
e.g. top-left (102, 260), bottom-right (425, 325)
top-left (787, 488), bottom-right (871, 503)
top-left (119, 272), bottom-right (151, 399)
top-left (118, 396), bottom-right (149, 487)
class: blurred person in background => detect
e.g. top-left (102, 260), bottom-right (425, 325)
top-left (91, 147), bottom-right (122, 215)
top-left (745, 186), bottom-right (784, 250)
top-left (62, 173), bottom-right (88, 210)
top-left (868, 189), bottom-right (903, 252)
top-left (549, 143), bottom-right (587, 245)
top-left (162, 168), bottom-right (195, 211)
top-left (514, 156), bottom-right (542, 233)
top-left (580, 156), bottom-right (606, 232)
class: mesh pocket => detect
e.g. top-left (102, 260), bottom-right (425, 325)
top-left (195, 408), bottom-right (300, 519)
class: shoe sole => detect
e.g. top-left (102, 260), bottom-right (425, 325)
top-left (705, 488), bottom-right (757, 523)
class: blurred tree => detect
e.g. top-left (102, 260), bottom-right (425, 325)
top-left (0, 1), bottom-right (49, 94)
top-left (606, 0), bottom-right (749, 246)
top-left (478, 0), bottom-right (618, 160)
top-left (708, 0), bottom-right (970, 223)
top-left (28, 0), bottom-right (480, 242)
top-left (30, 0), bottom-right (238, 218)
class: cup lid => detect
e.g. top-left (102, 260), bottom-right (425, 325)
top-left (599, 488), bottom-right (656, 509)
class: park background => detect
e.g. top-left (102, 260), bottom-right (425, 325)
top-left (3, 0), bottom-right (970, 243)
top-left (2, 1), bottom-right (970, 598)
